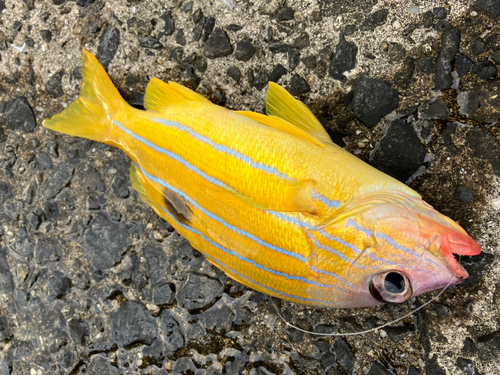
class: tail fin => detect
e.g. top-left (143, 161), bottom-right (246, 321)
top-left (42, 50), bottom-right (127, 143)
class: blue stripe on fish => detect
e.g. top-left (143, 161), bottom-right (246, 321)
top-left (136, 166), bottom-right (352, 292)
top-left (152, 118), bottom-right (292, 180)
top-left (309, 234), bottom-right (366, 270)
top-left (205, 254), bottom-right (339, 306)
top-left (311, 191), bottom-right (341, 209)
top-left (157, 203), bottom-right (347, 295)
top-left (319, 229), bottom-right (361, 254)
top-left (136, 165), bottom-right (309, 263)
top-left (113, 120), bottom-right (238, 193)
top-left (347, 218), bottom-right (441, 270)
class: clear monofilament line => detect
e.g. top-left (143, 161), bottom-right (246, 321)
top-left (272, 259), bottom-right (462, 337)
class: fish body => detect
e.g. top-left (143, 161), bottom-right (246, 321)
top-left (43, 51), bottom-right (480, 308)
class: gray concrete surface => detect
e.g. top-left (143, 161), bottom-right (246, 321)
top-left (0, 0), bottom-right (499, 374)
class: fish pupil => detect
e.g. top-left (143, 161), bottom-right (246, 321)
top-left (384, 272), bottom-right (405, 294)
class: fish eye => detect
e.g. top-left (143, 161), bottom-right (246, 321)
top-left (369, 271), bottom-right (413, 304)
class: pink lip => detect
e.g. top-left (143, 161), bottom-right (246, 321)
top-left (435, 232), bottom-right (481, 281)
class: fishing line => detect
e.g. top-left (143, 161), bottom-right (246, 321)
top-left (271, 257), bottom-right (462, 337)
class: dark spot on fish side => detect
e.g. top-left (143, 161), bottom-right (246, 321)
top-left (163, 188), bottom-right (192, 226)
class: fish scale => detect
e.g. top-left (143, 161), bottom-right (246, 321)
top-left (43, 51), bottom-right (481, 308)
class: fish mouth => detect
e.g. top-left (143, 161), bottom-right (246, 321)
top-left (428, 232), bottom-right (481, 281)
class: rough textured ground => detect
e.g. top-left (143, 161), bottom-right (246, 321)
top-left (0, 0), bottom-right (499, 374)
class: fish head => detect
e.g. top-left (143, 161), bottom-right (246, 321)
top-left (319, 191), bottom-right (481, 308)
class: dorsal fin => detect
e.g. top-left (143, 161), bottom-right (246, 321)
top-left (266, 82), bottom-right (335, 146)
top-left (236, 111), bottom-right (325, 147)
top-left (144, 78), bottom-right (209, 111)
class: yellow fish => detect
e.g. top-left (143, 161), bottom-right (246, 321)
top-left (43, 51), bottom-right (481, 308)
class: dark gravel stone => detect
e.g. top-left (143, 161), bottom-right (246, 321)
top-left (144, 245), bottom-right (167, 287)
top-left (468, 81), bottom-right (500, 123)
top-left (127, 17), bottom-right (152, 38)
top-left (421, 99), bottom-right (449, 120)
top-left (12, 21), bottom-right (22, 32)
top-left (203, 28), bottom-right (232, 58)
top-left (111, 172), bottom-right (130, 198)
top-left (351, 75), bottom-right (400, 128)
top-left (193, 17), bottom-right (205, 42)
top-left (455, 358), bottom-right (479, 375)
top-left (96, 26), bottom-right (120, 69)
top-left (427, 355), bottom-right (446, 375)
top-left (367, 361), bottom-right (392, 375)
top-left (176, 273), bottom-right (224, 310)
top-left (471, 61), bottom-right (497, 80)
top-left (0, 182), bottom-right (12, 200)
top-left (47, 272), bottom-right (71, 300)
top-left (181, 1), bottom-right (193, 12)
top-left (226, 24), bottom-right (242, 32)
top-left (202, 296), bottom-right (235, 332)
top-left (33, 151), bottom-right (53, 171)
top-left (293, 32), bottom-right (310, 49)
top-left (42, 162), bottom-right (74, 199)
top-left (139, 37), bottom-right (161, 49)
top-left (128, 92), bottom-right (144, 108)
top-left (334, 338), bottom-right (356, 374)
top-left (227, 66), bottom-right (241, 82)
top-left (68, 318), bottom-right (89, 345)
top-left (202, 17), bottom-right (215, 42)
top-left (142, 338), bottom-right (165, 368)
top-left (462, 337), bottom-right (477, 355)
top-left (226, 350), bottom-right (249, 375)
top-left (370, 120), bottom-right (425, 182)
top-left (458, 251), bottom-right (495, 288)
top-left (235, 39), bottom-right (255, 61)
top-left (0, 315), bottom-right (12, 342)
top-left (111, 301), bottom-right (157, 347)
top-left (476, 0), bottom-right (500, 17)
top-left (5, 97), bottom-right (37, 133)
top-left (154, 284), bottom-right (175, 305)
top-left (86, 342), bottom-right (117, 355)
top-left (472, 39), bottom-right (487, 55)
top-left (87, 355), bottom-right (119, 375)
top-left (0, 0), bottom-right (5, 13)
top-left (383, 323), bottom-right (414, 343)
top-left (408, 366), bottom-right (421, 375)
top-left (433, 303), bottom-right (452, 319)
top-left (40, 29), bottom-right (52, 42)
top-left (193, 8), bottom-right (203, 23)
top-left (35, 237), bottom-right (61, 264)
top-left (159, 13), bottom-right (175, 38)
top-left (329, 35), bottom-right (357, 80)
top-left (434, 28), bottom-right (461, 90)
top-left (173, 357), bottom-right (197, 373)
top-left (433, 6), bottom-right (447, 18)
top-left (276, 6), bottom-right (294, 21)
top-left (454, 186), bottom-right (474, 201)
top-left (83, 165), bottom-right (106, 193)
top-left (83, 213), bottom-right (131, 270)
top-left (493, 51), bottom-right (500, 63)
top-left (422, 11), bottom-right (434, 28)
top-left (288, 47), bottom-right (300, 71)
top-left (269, 42), bottom-right (290, 54)
top-left (477, 329), bottom-right (500, 363)
top-left (253, 68), bottom-right (268, 91)
top-left (456, 54), bottom-right (473, 77)
top-left (435, 19), bottom-right (452, 31)
top-left (289, 74), bottom-right (310, 96)
top-left (175, 30), bottom-right (186, 46)
top-left (302, 55), bottom-right (317, 69)
top-left (269, 64), bottom-right (287, 83)
top-left (361, 9), bottom-right (388, 31)
top-left (417, 57), bottom-right (433, 73)
top-left (159, 310), bottom-right (185, 353)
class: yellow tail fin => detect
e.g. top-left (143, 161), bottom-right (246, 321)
top-left (42, 50), bottom-right (127, 143)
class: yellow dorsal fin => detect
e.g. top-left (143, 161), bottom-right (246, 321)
top-left (266, 82), bottom-right (335, 146)
top-left (144, 78), bottom-right (209, 111)
top-left (236, 111), bottom-right (325, 148)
